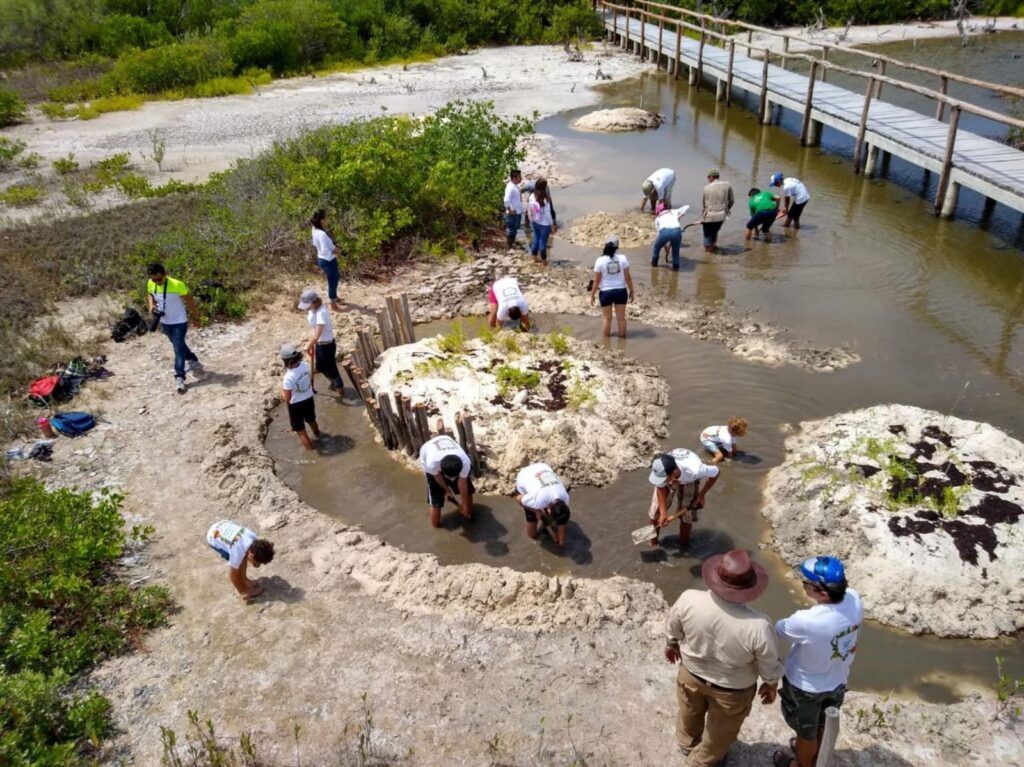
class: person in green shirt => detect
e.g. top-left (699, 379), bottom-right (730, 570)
top-left (745, 187), bottom-right (780, 241)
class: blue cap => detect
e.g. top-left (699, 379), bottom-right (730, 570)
top-left (770, 172), bottom-right (784, 186)
top-left (798, 556), bottom-right (846, 587)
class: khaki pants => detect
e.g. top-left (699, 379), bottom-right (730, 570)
top-left (676, 664), bottom-right (756, 767)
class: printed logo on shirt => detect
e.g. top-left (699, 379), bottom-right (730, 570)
top-left (433, 436), bottom-right (460, 452)
top-left (533, 468), bottom-right (560, 487)
top-left (293, 371), bottom-right (311, 393)
top-left (605, 259), bottom-right (621, 275)
top-left (830, 623), bottom-right (860, 661)
top-left (500, 287), bottom-right (519, 299)
top-left (214, 522), bottom-right (246, 546)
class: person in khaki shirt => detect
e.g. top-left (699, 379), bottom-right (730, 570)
top-left (700, 169), bottom-right (734, 254)
top-left (665, 549), bottom-right (783, 767)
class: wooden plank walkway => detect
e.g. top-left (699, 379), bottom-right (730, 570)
top-left (604, 12), bottom-right (1024, 218)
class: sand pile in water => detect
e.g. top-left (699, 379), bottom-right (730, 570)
top-left (572, 107), bottom-right (664, 132)
top-left (567, 210), bottom-right (661, 249)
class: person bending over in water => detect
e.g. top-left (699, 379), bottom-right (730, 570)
top-left (487, 276), bottom-right (531, 331)
top-left (516, 462), bottom-right (572, 548)
top-left (700, 418), bottom-right (748, 463)
top-left (207, 520), bottom-right (275, 602)
top-left (647, 449), bottom-right (720, 548)
top-left (746, 187), bottom-right (780, 241)
top-left (419, 434), bottom-right (475, 528)
top-left (590, 234), bottom-right (634, 338)
top-left (769, 173), bottom-right (810, 231)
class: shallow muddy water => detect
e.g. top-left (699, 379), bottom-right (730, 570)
top-left (268, 40), bottom-right (1024, 701)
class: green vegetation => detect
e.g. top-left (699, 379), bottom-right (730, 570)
top-left (671, 0), bottom-right (1011, 27)
top-left (0, 137), bottom-right (27, 171)
top-left (413, 355), bottom-right (469, 379)
top-left (495, 364), bottom-right (540, 398)
top-left (0, 85), bottom-right (26, 126)
top-left (0, 183), bottom-right (45, 207)
top-left (435, 321), bottom-right (470, 355)
top-left (566, 376), bottom-right (598, 409)
top-left (996, 655), bottom-right (1023, 720)
top-left (546, 328), bottom-right (571, 356)
top-left (0, 479), bottom-right (171, 765)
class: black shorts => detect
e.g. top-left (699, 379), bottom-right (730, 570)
top-left (287, 396), bottom-right (316, 431)
top-left (523, 505), bottom-right (571, 526)
top-left (599, 287), bottom-right (628, 307)
top-left (746, 210), bottom-right (776, 232)
top-left (786, 201), bottom-right (808, 224)
top-left (425, 473), bottom-right (475, 508)
top-left (780, 677), bottom-right (846, 741)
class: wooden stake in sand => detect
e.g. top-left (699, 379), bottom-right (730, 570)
top-left (413, 403), bottom-right (431, 446)
top-left (379, 393), bottom-right (406, 452)
top-left (401, 396), bottom-right (422, 453)
top-left (393, 393), bottom-right (416, 455)
top-left (386, 297), bottom-right (406, 345)
top-left (461, 413), bottom-right (481, 478)
top-left (400, 294), bottom-right (416, 343)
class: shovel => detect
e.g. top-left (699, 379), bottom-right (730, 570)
top-left (631, 510), bottom-right (688, 546)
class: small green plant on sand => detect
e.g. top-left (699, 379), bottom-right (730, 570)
top-left (0, 137), bottom-right (27, 171)
top-left (150, 129), bottom-right (167, 171)
top-left (495, 330), bottom-right (521, 357)
top-left (996, 655), bottom-right (1023, 721)
top-left (435, 321), bottom-right (469, 354)
top-left (547, 327), bottom-right (571, 355)
top-left (567, 376), bottom-right (598, 409)
top-left (413, 355), bottom-right (468, 380)
top-left (0, 182), bottom-right (45, 207)
top-left (495, 364), bottom-right (540, 399)
top-left (52, 153), bottom-right (79, 175)
top-left (161, 710), bottom-right (259, 767)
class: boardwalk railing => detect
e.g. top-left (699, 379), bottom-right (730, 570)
top-left (597, 0), bottom-right (1024, 219)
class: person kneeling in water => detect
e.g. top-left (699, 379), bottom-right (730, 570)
top-left (487, 276), bottom-right (531, 331)
top-left (419, 434), bottom-right (475, 527)
top-left (516, 462), bottom-right (571, 548)
top-left (207, 520), bottom-right (275, 602)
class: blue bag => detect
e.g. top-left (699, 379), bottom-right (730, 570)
top-left (51, 411), bottom-right (96, 437)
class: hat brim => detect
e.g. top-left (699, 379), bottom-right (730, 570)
top-left (297, 300), bottom-right (314, 310)
top-left (649, 469), bottom-right (668, 487)
top-left (702, 553), bottom-right (770, 604)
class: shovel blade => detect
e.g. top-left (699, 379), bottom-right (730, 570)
top-left (631, 524), bottom-right (658, 545)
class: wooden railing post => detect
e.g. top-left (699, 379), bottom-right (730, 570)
top-left (657, 19), bottom-right (664, 69)
top-left (745, 29), bottom-right (753, 57)
top-left (758, 53), bottom-right (770, 123)
top-left (639, 10), bottom-right (646, 60)
top-left (781, 35), bottom-right (789, 69)
top-left (934, 104), bottom-right (961, 215)
top-left (820, 46), bottom-right (829, 83)
top-left (800, 60), bottom-right (818, 145)
top-left (935, 75), bottom-right (948, 121)
top-left (696, 30), bottom-right (706, 90)
top-left (612, 6), bottom-right (619, 44)
top-left (674, 18), bottom-right (682, 79)
top-left (726, 39), bottom-right (735, 106)
top-left (625, 5), bottom-right (630, 51)
top-left (853, 76), bottom-right (875, 173)
top-left (875, 60), bottom-right (886, 98)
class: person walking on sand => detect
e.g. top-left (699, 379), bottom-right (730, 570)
top-left (590, 235), bottom-right (634, 338)
top-left (488, 276), bottom-right (531, 331)
top-left (769, 173), bottom-right (810, 231)
top-left (700, 418), bottom-right (748, 464)
top-left (652, 203), bottom-right (690, 270)
top-left (298, 289), bottom-right (344, 392)
top-left (745, 187), bottom-right (780, 241)
top-left (772, 557), bottom-right (862, 767)
top-left (419, 434), bottom-right (475, 527)
top-left (146, 262), bottom-right (202, 395)
top-left (310, 209), bottom-right (342, 311)
top-left (516, 462), bottom-right (572, 548)
top-left (665, 550), bottom-right (783, 767)
top-left (641, 167), bottom-right (676, 213)
top-left (527, 178), bottom-right (556, 266)
top-left (647, 449), bottom-right (719, 548)
top-left (280, 343), bottom-right (319, 451)
top-left (504, 169), bottom-right (524, 249)
top-left (700, 169), bottom-right (734, 254)
top-left (206, 520), bottom-right (275, 602)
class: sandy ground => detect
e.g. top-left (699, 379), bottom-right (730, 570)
top-left (571, 107), bottom-right (663, 133)
top-left (763, 405), bottom-right (1024, 639)
top-left (11, 251), bottom-right (1021, 766)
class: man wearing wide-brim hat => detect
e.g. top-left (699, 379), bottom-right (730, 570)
top-left (665, 549), bottom-right (783, 767)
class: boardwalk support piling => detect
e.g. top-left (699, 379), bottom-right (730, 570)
top-left (864, 144), bottom-right (879, 177)
top-left (758, 55), bottom-right (770, 124)
top-left (853, 77), bottom-right (875, 174)
top-left (674, 19), bottom-right (682, 79)
top-left (935, 105), bottom-right (961, 216)
top-left (725, 40), bottom-right (735, 105)
top-left (800, 60), bottom-right (818, 145)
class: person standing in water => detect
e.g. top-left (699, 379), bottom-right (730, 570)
top-left (280, 343), bottom-right (319, 451)
top-left (769, 173), bottom-right (810, 231)
top-left (515, 462), bottom-right (572, 548)
top-left (641, 167), bottom-right (676, 213)
top-left (298, 289), bottom-right (344, 392)
top-left (647, 448), bottom-right (720, 548)
top-left (652, 203), bottom-right (690, 270)
top-left (746, 187), bottom-right (780, 241)
top-left (700, 168), bottom-right (734, 254)
top-left (419, 434), bottom-right (475, 527)
top-left (590, 234), bottom-right (635, 338)
top-left (504, 168), bottom-right (523, 249)
top-left (527, 178), bottom-right (556, 266)
top-left (310, 209), bottom-right (342, 311)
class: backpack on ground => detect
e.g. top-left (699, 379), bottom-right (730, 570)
top-left (51, 411), bottom-right (96, 437)
top-left (28, 375), bottom-right (72, 406)
top-left (111, 307), bottom-right (148, 343)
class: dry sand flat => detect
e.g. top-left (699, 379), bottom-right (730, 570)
top-left (28, 264), bottom-right (1022, 766)
top-left (763, 404), bottom-right (1024, 638)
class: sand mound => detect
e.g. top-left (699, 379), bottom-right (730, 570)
top-left (567, 210), bottom-right (661, 249)
top-left (368, 330), bottom-right (668, 491)
top-left (572, 107), bottom-right (664, 132)
top-left (763, 404), bottom-right (1024, 638)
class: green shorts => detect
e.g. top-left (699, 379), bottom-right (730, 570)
top-left (780, 677), bottom-right (846, 741)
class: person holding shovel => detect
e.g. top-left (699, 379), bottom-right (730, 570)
top-left (280, 343), bottom-right (319, 451)
top-left (645, 449), bottom-right (719, 548)
top-left (652, 203), bottom-right (691, 270)
top-left (419, 434), bottom-right (475, 528)
top-left (298, 289), bottom-right (344, 392)
top-left (515, 462), bottom-right (571, 548)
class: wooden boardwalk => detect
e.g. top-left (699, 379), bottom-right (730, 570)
top-left (603, 10), bottom-right (1024, 219)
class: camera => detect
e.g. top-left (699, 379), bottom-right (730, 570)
top-left (148, 309), bottom-right (164, 332)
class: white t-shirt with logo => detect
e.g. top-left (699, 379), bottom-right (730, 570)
top-left (782, 178), bottom-right (810, 205)
top-left (594, 254), bottom-right (630, 292)
top-left (776, 589), bottom-right (863, 693)
top-left (283, 361), bottom-right (314, 404)
top-left (504, 181), bottom-right (523, 214)
top-left (207, 520), bottom-right (257, 570)
top-left (700, 425), bottom-right (734, 452)
top-left (492, 277), bottom-right (529, 322)
top-left (516, 462), bottom-right (569, 510)
top-left (312, 227), bottom-right (336, 262)
top-left (646, 168), bottom-right (676, 198)
top-left (308, 305), bottom-right (334, 343)
top-left (669, 448), bottom-right (720, 483)
top-left (419, 435), bottom-right (470, 478)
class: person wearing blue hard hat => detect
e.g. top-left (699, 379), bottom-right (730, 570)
top-left (769, 173), bottom-right (810, 231)
top-left (771, 556), bottom-right (863, 767)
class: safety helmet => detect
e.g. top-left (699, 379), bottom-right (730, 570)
top-left (798, 556), bottom-right (846, 588)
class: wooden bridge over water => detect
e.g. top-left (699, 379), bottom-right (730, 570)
top-left (597, 0), bottom-right (1024, 222)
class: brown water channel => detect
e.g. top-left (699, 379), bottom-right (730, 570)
top-left (267, 41), bottom-right (1024, 702)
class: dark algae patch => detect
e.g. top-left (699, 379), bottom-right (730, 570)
top-left (888, 493), bottom-right (1022, 565)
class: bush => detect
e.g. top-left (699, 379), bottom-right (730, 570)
top-left (544, 0), bottom-right (605, 43)
top-left (104, 39), bottom-right (232, 94)
top-left (0, 183), bottom-right (45, 207)
top-left (0, 86), bottom-right (27, 126)
top-left (0, 479), bottom-right (172, 764)
top-left (94, 13), bottom-right (172, 56)
top-left (52, 153), bottom-right (79, 175)
top-left (0, 137), bottom-right (27, 170)
top-left (495, 364), bottom-right (540, 398)
top-left (225, 0), bottom-right (345, 75)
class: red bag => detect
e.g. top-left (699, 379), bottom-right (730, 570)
top-left (29, 376), bottom-right (60, 399)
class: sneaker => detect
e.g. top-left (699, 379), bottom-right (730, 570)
top-left (175, 378), bottom-right (187, 394)
top-left (186, 360), bottom-right (204, 378)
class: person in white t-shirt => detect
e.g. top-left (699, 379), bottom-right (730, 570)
top-left (769, 173), bottom-right (810, 231)
top-left (280, 343), bottom-right (319, 451)
top-left (206, 520), bottom-right (275, 602)
top-left (504, 168), bottom-right (523, 249)
top-left (652, 203), bottom-right (690, 270)
top-left (419, 434), bottom-right (475, 527)
top-left (310, 209), bottom-right (342, 311)
top-left (527, 177), bottom-right (557, 266)
top-left (700, 417), bottom-right (748, 463)
top-left (487, 276), bottom-right (531, 331)
top-left (516, 462), bottom-right (572, 547)
top-left (146, 262), bottom-right (202, 394)
top-left (646, 448), bottom-right (720, 548)
top-left (641, 167), bottom-right (676, 213)
top-left (590, 235), bottom-right (635, 338)
top-left (773, 557), bottom-right (862, 767)
top-left (297, 289), bottom-right (343, 392)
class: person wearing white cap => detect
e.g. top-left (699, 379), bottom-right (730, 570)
top-left (298, 289), bottom-right (343, 392)
top-left (280, 343), bottom-right (319, 451)
top-left (590, 234), bottom-right (634, 338)
top-left (641, 167), bottom-right (676, 213)
top-left (652, 203), bottom-right (690, 270)
top-left (487, 276), bottom-right (531, 331)
top-left (646, 448), bottom-right (720, 548)
top-left (769, 173), bottom-right (810, 230)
